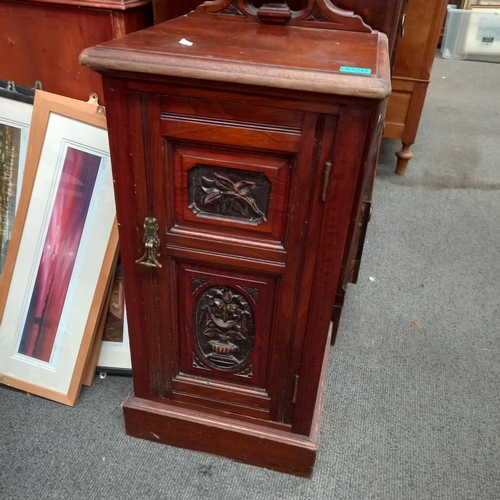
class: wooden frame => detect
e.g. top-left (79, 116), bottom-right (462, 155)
top-left (0, 90), bottom-right (118, 406)
top-left (461, 0), bottom-right (477, 8)
top-left (461, 0), bottom-right (500, 6)
top-left (95, 258), bottom-right (132, 373)
top-left (0, 83), bottom-right (33, 283)
top-left (97, 303), bottom-right (132, 372)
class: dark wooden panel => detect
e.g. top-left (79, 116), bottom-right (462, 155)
top-left (80, 16), bottom-right (389, 99)
top-left (293, 104), bottom-right (372, 435)
top-left (176, 263), bottom-right (276, 387)
top-left (152, 0), bottom-right (203, 23)
top-left (152, 0), bottom-right (403, 62)
top-left (169, 143), bottom-right (293, 244)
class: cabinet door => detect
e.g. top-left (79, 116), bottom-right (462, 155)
top-left (121, 87), bottom-right (336, 427)
top-left (105, 79), bottom-right (372, 433)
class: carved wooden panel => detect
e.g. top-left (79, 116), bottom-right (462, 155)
top-left (175, 263), bottom-right (276, 389)
top-left (168, 143), bottom-right (292, 244)
top-left (188, 164), bottom-right (271, 226)
top-left (194, 285), bottom-right (255, 370)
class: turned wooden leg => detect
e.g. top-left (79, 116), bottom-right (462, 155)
top-left (395, 142), bottom-right (413, 175)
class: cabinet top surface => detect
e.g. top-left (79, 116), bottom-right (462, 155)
top-left (80, 15), bottom-right (390, 99)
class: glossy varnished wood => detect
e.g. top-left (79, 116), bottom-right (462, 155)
top-left (245, 0), bottom-right (405, 61)
top-left (123, 324), bottom-right (333, 477)
top-left (151, 0), bottom-right (203, 24)
top-left (153, 1), bottom-right (405, 63)
top-left (82, 1), bottom-right (390, 475)
top-left (0, 0), bottom-right (152, 102)
top-left (80, 15), bottom-right (390, 98)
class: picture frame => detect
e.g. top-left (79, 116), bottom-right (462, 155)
top-left (0, 90), bottom-right (118, 406)
top-left (0, 79), bottom-right (36, 104)
top-left (82, 257), bottom-right (132, 386)
top-left (465, 7), bottom-right (500, 54)
top-left (97, 257), bottom-right (132, 372)
top-left (460, 0), bottom-right (475, 9)
top-left (0, 81), bottom-right (34, 287)
top-left (97, 302), bottom-right (132, 373)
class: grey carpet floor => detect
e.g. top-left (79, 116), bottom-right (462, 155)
top-left (1, 56), bottom-right (499, 500)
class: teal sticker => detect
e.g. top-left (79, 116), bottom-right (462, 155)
top-left (340, 66), bottom-right (372, 75)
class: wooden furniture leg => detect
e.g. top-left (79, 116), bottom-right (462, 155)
top-left (382, 0), bottom-right (449, 175)
top-left (395, 142), bottom-right (414, 175)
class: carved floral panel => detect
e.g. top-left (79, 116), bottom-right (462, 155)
top-left (194, 285), bottom-right (255, 371)
top-left (188, 164), bottom-right (271, 226)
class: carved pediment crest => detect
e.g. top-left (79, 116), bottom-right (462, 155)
top-left (191, 0), bottom-right (372, 32)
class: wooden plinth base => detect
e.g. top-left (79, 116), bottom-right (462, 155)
top-left (122, 336), bottom-right (331, 477)
top-left (122, 389), bottom-right (321, 478)
top-left (122, 325), bottom-right (332, 477)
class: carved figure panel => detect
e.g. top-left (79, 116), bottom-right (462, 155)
top-left (189, 164), bottom-right (271, 226)
top-left (194, 285), bottom-right (255, 371)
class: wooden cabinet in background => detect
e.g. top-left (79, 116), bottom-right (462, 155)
top-left (331, 0), bottom-right (451, 341)
top-left (0, 0), bottom-right (153, 102)
top-left (384, 0), bottom-right (450, 174)
top-left (81, 0), bottom-right (390, 476)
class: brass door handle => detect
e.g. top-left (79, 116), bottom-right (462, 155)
top-left (135, 216), bottom-right (162, 268)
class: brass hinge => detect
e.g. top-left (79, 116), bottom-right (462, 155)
top-left (321, 161), bottom-right (333, 202)
top-left (292, 375), bottom-right (300, 404)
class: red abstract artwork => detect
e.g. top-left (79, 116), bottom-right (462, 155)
top-left (18, 146), bottom-right (101, 362)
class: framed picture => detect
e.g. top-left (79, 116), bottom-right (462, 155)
top-left (0, 90), bottom-right (118, 406)
top-left (465, 7), bottom-right (500, 54)
top-left (97, 303), bottom-right (132, 372)
top-left (82, 257), bottom-right (132, 385)
top-left (97, 258), bottom-right (132, 372)
top-left (0, 81), bottom-right (34, 285)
